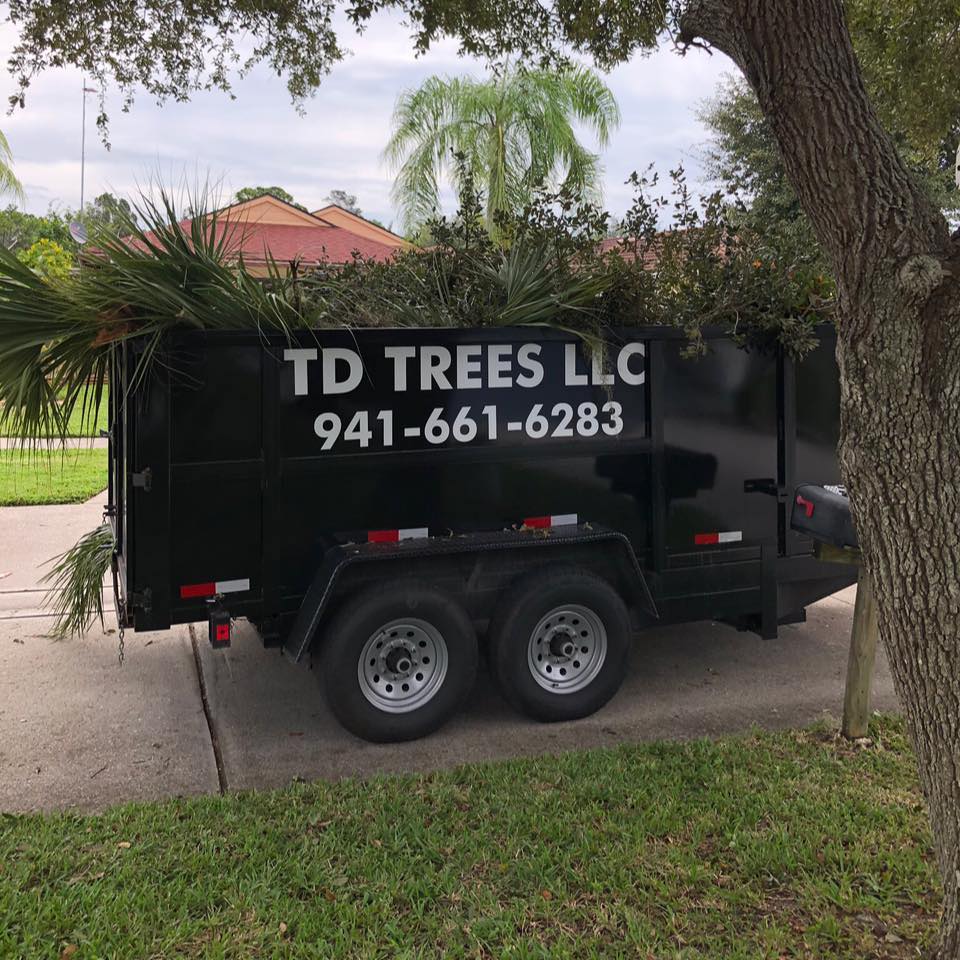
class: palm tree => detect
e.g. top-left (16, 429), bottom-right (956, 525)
top-left (383, 66), bottom-right (620, 235)
top-left (0, 131), bottom-right (24, 203)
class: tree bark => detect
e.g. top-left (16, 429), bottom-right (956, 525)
top-left (680, 2), bottom-right (960, 956)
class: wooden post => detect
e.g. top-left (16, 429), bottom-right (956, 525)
top-left (841, 565), bottom-right (879, 739)
top-left (814, 542), bottom-right (879, 739)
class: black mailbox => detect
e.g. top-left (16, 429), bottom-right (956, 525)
top-left (791, 483), bottom-right (858, 549)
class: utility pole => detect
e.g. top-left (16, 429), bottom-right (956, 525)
top-left (80, 80), bottom-right (96, 213)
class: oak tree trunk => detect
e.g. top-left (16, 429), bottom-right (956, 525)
top-left (680, 2), bottom-right (960, 955)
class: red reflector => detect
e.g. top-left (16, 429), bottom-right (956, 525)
top-left (180, 582), bottom-right (216, 599)
top-left (694, 533), bottom-right (720, 545)
top-left (368, 529), bottom-right (400, 543)
top-left (215, 623), bottom-right (230, 642)
top-left (796, 494), bottom-right (815, 518)
top-left (523, 516), bottom-right (551, 528)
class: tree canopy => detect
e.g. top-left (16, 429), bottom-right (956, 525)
top-left (234, 186), bottom-right (307, 210)
top-left (384, 65), bottom-right (619, 233)
top-left (323, 189), bottom-right (361, 214)
top-left (0, 205), bottom-right (71, 251)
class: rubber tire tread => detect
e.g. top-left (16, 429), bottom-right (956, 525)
top-left (488, 565), bottom-right (631, 722)
top-left (321, 580), bottom-right (478, 742)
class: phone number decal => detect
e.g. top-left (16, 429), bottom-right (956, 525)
top-left (313, 402), bottom-right (625, 451)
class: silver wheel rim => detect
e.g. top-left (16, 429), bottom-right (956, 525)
top-left (358, 618), bottom-right (448, 713)
top-left (527, 603), bottom-right (607, 695)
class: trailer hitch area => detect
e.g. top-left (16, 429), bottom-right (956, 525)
top-left (206, 597), bottom-right (232, 649)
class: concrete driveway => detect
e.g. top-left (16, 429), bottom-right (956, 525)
top-left (0, 494), bottom-right (898, 813)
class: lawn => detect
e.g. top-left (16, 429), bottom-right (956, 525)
top-left (0, 448), bottom-right (108, 505)
top-left (0, 717), bottom-right (939, 959)
top-left (61, 385), bottom-right (109, 438)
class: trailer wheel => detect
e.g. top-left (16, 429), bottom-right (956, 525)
top-left (488, 567), bottom-right (631, 722)
top-left (320, 581), bottom-right (478, 742)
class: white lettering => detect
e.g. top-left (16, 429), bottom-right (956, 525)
top-left (617, 343), bottom-right (646, 386)
top-left (384, 345), bottom-right (416, 392)
top-left (457, 344), bottom-right (483, 389)
top-left (488, 344), bottom-right (513, 388)
top-left (516, 343), bottom-right (544, 388)
top-left (591, 351), bottom-right (615, 386)
top-left (564, 343), bottom-right (589, 386)
top-left (284, 348), bottom-right (317, 396)
top-left (322, 347), bottom-right (363, 395)
top-left (421, 346), bottom-right (452, 390)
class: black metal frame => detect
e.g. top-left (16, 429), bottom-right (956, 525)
top-left (108, 323), bottom-right (856, 649)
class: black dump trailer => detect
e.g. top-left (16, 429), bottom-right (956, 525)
top-left (107, 324), bottom-right (856, 741)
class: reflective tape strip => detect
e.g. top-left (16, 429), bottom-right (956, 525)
top-left (398, 528), bottom-right (429, 540)
top-left (523, 514), bottom-right (578, 529)
top-left (216, 578), bottom-right (250, 594)
top-left (179, 578), bottom-right (250, 599)
top-left (368, 530), bottom-right (399, 543)
top-left (523, 516), bottom-right (552, 528)
top-left (694, 531), bottom-right (742, 546)
top-left (368, 528), bottom-right (429, 543)
top-left (180, 582), bottom-right (216, 599)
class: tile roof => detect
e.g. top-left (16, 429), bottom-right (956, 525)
top-left (597, 236), bottom-right (662, 268)
top-left (210, 219), bottom-right (401, 265)
top-left (146, 219), bottom-right (403, 265)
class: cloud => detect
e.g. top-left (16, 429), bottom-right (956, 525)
top-left (0, 14), bottom-right (734, 224)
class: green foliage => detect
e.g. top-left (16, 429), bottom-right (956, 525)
top-left (0, 190), bottom-right (305, 446)
top-left (0, 448), bottom-right (108, 506)
top-left (0, 129), bottom-right (23, 203)
top-left (0, 174), bottom-right (833, 450)
top-left (41, 522), bottom-right (115, 638)
top-left (16, 238), bottom-right (73, 280)
top-left (3, 0), bottom-right (658, 135)
top-left (384, 65), bottom-right (620, 234)
top-left (0, 204), bottom-right (72, 251)
top-left (698, 74), bottom-right (958, 298)
top-left (308, 165), bottom-right (832, 357)
top-left (4, 0), bottom-right (959, 180)
top-left (846, 0), bottom-right (960, 165)
top-left (0, 717), bottom-right (938, 957)
top-left (234, 186), bottom-right (307, 210)
top-left (323, 189), bottom-right (361, 214)
top-left (78, 192), bottom-right (137, 236)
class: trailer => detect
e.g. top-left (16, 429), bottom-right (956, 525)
top-left (106, 324), bottom-right (857, 742)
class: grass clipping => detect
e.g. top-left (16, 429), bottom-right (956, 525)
top-left (42, 523), bottom-right (116, 639)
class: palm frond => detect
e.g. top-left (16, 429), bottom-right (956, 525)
top-left (42, 523), bottom-right (116, 639)
top-left (0, 130), bottom-right (25, 204)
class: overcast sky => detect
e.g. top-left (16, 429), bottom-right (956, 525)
top-left (0, 15), bottom-right (734, 227)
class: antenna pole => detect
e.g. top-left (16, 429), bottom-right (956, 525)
top-left (80, 77), bottom-right (87, 213)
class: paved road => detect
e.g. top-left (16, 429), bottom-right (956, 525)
top-left (0, 495), bottom-right (898, 813)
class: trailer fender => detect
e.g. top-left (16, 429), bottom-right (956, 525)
top-left (282, 524), bottom-right (657, 663)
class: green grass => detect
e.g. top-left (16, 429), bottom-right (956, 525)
top-left (0, 717), bottom-right (939, 959)
top-left (61, 384), bottom-right (109, 438)
top-left (0, 448), bottom-right (108, 505)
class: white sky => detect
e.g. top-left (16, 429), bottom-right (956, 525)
top-left (0, 14), bottom-right (735, 227)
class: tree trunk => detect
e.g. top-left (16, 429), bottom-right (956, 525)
top-left (680, 2), bottom-right (960, 956)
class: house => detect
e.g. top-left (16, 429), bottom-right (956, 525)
top-left (310, 203), bottom-right (408, 251)
top-left (207, 194), bottom-right (407, 275)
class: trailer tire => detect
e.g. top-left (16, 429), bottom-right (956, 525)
top-left (320, 581), bottom-right (478, 743)
top-left (488, 566), bottom-right (631, 722)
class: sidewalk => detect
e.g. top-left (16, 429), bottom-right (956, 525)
top-left (0, 491), bottom-right (219, 811)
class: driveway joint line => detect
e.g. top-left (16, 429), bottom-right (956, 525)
top-left (189, 623), bottom-right (228, 794)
